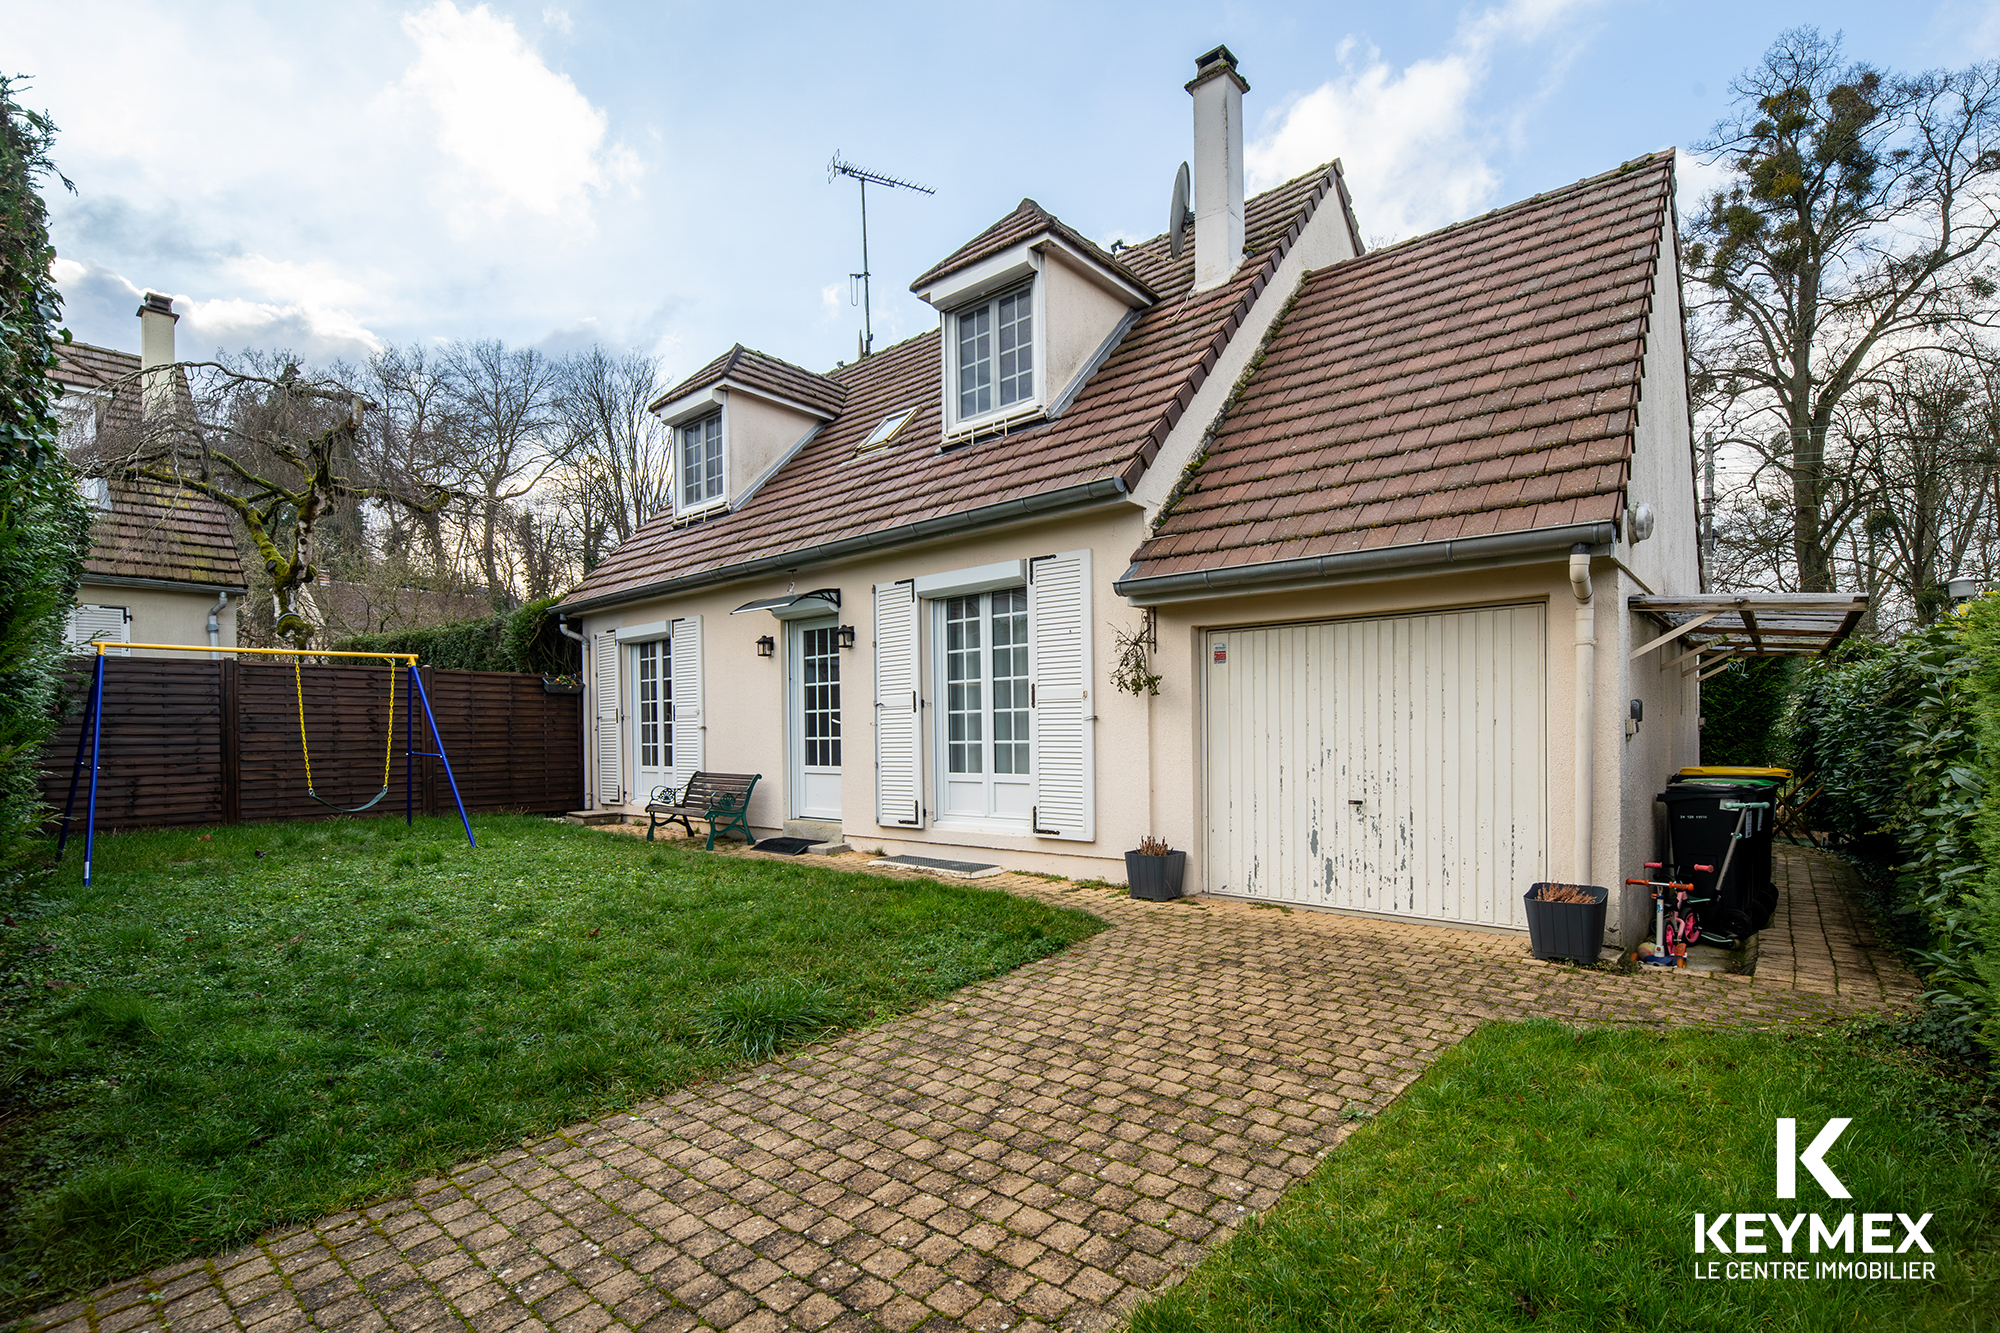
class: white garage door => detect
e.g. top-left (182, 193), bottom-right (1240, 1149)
top-left (1203, 604), bottom-right (1546, 928)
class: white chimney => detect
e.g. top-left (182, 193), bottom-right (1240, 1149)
top-left (136, 291), bottom-right (177, 418)
top-left (1188, 45), bottom-right (1248, 293)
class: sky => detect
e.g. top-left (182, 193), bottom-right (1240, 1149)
top-left (5, 0), bottom-right (1997, 384)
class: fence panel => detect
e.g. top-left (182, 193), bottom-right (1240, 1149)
top-left (41, 659), bottom-right (227, 829)
top-left (40, 655), bottom-right (583, 833)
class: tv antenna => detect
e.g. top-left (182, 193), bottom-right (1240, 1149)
top-left (829, 153), bottom-right (934, 359)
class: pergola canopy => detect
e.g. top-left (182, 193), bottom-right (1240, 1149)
top-left (1628, 593), bottom-right (1868, 681)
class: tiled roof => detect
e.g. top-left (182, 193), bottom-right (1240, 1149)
top-left (908, 199), bottom-right (1155, 299)
top-left (51, 340), bottom-right (247, 590)
top-left (563, 166), bottom-right (1343, 610)
top-left (1124, 153), bottom-right (1676, 583)
top-left (654, 344), bottom-right (846, 419)
top-left (80, 477), bottom-right (247, 589)
top-left (49, 339), bottom-right (142, 433)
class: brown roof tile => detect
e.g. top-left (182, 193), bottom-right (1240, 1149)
top-left (653, 343), bottom-right (846, 418)
top-left (1125, 153), bottom-right (1677, 583)
top-left (81, 477), bottom-right (246, 589)
top-left (563, 167), bottom-right (1342, 609)
top-left (908, 199), bottom-right (1155, 298)
top-left (51, 341), bottom-right (246, 589)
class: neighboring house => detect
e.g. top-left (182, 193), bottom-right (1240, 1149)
top-left (50, 295), bottom-right (246, 657)
top-left (560, 45), bottom-right (1724, 947)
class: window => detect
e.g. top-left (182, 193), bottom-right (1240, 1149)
top-left (800, 625), bottom-right (841, 767)
top-left (633, 639), bottom-right (671, 773)
top-left (937, 587), bottom-right (1031, 821)
top-left (679, 413), bottom-right (723, 510)
top-left (955, 285), bottom-right (1034, 422)
top-left (858, 408), bottom-right (915, 452)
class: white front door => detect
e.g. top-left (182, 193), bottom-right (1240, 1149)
top-left (1203, 604), bottom-right (1546, 927)
top-left (789, 619), bottom-right (842, 820)
top-left (935, 588), bottom-right (1033, 824)
top-left (630, 638), bottom-right (671, 802)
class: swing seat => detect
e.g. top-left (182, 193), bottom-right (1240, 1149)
top-left (306, 785), bottom-right (392, 814)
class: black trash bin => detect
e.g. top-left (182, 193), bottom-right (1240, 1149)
top-left (1655, 777), bottom-right (1781, 942)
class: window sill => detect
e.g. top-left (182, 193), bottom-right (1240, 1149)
top-left (941, 402), bottom-right (1044, 448)
top-left (669, 500), bottom-right (728, 526)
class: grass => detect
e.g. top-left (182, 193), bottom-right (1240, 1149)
top-left (1131, 1019), bottom-right (1999, 1333)
top-left (0, 814), bottom-right (1103, 1317)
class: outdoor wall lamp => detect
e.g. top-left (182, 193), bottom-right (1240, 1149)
top-left (1626, 698), bottom-right (1643, 738)
top-left (755, 635), bottom-right (775, 658)
top-left (837, 624), bottom-right (856, 650)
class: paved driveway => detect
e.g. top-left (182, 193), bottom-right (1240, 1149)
top-left (31, 852), bottom-right (1909, 1333)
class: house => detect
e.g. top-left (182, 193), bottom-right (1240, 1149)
top-left (559, 45), bottom-right (1712, 948)
top-left (50, 294), bottom-right (246, 657)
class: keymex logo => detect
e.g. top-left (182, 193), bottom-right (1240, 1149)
top-left (1776, 1116), bottom-right (1850, 1198)
top-left (1689, 1118), bottom-right (1937, 1283)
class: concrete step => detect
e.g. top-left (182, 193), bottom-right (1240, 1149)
top-left (564, 810), bottom-right (626, 826)
top-left (783, 818), bottom-right (843, 844)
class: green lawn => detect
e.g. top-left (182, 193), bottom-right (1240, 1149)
top-left (0, 815), bottom-right (1103, 1317)
top-left (1131, 1020), bottom-right (1999, 1333)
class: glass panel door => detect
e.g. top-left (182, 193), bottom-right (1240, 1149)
top-left (790, 619), bottom-right (842, 820)
top-left (935, 589), bottom-right (1031, 822)
top-left (631, 639), bottom-right (671, 800)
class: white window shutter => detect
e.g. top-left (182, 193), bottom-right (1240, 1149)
top-left (67, 605), bottom-right (131, 656)
top-left (593, 633), bottom-right (621, 804)
top-left (1029, 549), bottom-right (1093, 840)
top-left (874, 580), bottom-right (922, 827)
top-left (669, 615), bottom-right (703, 792)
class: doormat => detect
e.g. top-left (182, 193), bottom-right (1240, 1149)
top-left (753, 837), bottom-right (815, 855)
top-left (867, 854), bottom-right (1002, 879)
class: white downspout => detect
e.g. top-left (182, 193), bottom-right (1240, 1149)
top-left (207, 590), bottom-right (230, 660)
top-left (1569, 545), bottom-right (1595, 885)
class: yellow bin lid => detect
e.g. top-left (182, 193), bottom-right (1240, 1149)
top-left (1677, 766), bottom-right (1790, 779)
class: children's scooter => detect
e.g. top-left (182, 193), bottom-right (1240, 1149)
top-left (1626, 862), bottom-right (1712, 966)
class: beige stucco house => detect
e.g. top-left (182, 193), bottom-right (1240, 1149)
top-left (51, 296), bottom-right (246, 658)
top-left (560, 46), bottom-right (1708, 948)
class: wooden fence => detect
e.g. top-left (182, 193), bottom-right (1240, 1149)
top-left (40, 656), bottom-right (583, 832)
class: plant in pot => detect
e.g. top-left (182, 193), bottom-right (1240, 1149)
top-left (1523, 881), bottom-right (1608, 964)
top-left (1126, 835), bottom-right (1186, 901)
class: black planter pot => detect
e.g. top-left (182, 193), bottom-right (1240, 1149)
top-left (1523, 883), bottom-right (1608, 963)
top-left (1126, 850), bottom-right (1187, 900)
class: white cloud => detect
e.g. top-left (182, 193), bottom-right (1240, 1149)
top-left (389, 2), bottom-right (638, 230)
top-left (1247, 0), bottom-right (1599, 243)
top-left (542, 6), bottom-right (574, 36)
top-left (50, 255), bottom-right (384, 363)
top-left (181, 295), bottom-right (385, 362)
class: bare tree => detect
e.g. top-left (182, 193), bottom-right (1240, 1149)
top-left (438, 340), bottom-right (566, 600)
top-left (87, 354), bottom-right (446, 647)
top-left (554, 347), bottom-right (672, 571)
top-left (1686, 29), bottom-right (2000, 592)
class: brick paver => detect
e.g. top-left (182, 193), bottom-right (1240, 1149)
top-left (1754, 844), bottom-right (1922, 1003)
top-left (29, 845), bottom-right (1914, 1333)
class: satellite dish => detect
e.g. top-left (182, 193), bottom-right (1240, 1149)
top-left (1169, 162), bottom-right (1193, 260)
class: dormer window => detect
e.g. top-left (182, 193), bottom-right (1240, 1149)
top-left (955, 284), bottom-right (1035, 421)
top-left (679, 412), bottom-right (724, 512)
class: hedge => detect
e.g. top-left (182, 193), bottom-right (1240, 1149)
top-left (329, 595), bottom-right (580, 676)
top-left (0, 78), bottom-right (92, 895)
top-left (1698, 656), bottom-right (1796, 767)
top-left (1789, 610), bottom-right (2000, 1053)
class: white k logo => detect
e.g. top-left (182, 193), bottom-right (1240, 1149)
top-left (1776, 1118), bottom-right (1852, 1199)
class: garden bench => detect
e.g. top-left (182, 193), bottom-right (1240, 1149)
top-left (646, 772), bottom-right (762, 850)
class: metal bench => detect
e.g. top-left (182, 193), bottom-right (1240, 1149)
top-left (646, 772), bottom-right (762, 850)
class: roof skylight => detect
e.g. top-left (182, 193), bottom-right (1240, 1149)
top-left (858, 408), bottom-right (915, 451)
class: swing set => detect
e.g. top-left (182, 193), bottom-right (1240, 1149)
top-left (58, 642), bottom-right (476, 886)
